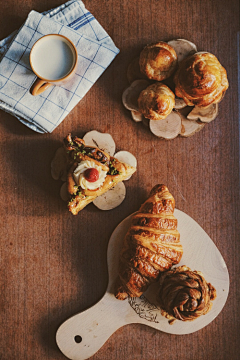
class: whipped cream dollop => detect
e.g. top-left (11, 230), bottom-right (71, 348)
top-left (73, 160), bottom-right (107, 190)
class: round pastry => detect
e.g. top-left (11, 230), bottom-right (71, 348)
top-left (138, 83), bottom-right (175, 120)
top-left (174, 52), bottom-right (229, 107)
top-left (139, 42), bottom-right (178, 81)
top-left (157, 265), bottom-right (217, 324)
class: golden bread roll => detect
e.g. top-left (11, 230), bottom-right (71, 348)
top-left (139, 42), bottom-right (178, 81)
top-left (138, 83), bottom-right (175, 120)
top-left (115, 184), bottom-right (183, 300)
top-left (157, 265), bottom-right (217, 324)
top-left (174, 52), bottom-right (229, 107)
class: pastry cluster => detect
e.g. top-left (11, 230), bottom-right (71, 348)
top-left (136, 41), bottom-right (228, 121)
top-left (137, 42), bottom-right (177, 120)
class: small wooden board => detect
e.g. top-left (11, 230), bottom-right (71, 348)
top-left (56, 210), bottom-right (229, 360)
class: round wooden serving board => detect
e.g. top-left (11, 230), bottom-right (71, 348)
top-left (56, 210), bottom-right (229, 360)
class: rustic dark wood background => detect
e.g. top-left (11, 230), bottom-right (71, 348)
top-left (0, 1), bottom-right (239, 359)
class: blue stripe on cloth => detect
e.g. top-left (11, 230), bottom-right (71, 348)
top-left (73, 17), bottom-right (94, 30)
top-left (67, 11), bottom-right (92, 27)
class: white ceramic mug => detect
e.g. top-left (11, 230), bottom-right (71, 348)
top-left (30, 34), bottom-right (78, 96)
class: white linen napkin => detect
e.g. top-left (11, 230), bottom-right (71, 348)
top-left (0, 1), bottom-right (119, 133)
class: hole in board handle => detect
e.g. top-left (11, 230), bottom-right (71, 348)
top-left (74, 335), bottom-right (82, 343)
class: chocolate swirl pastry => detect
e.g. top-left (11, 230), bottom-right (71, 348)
top-left (115, 184), bottom-right (183, 300)
top-left (157, 265), bottom-right (217, 324)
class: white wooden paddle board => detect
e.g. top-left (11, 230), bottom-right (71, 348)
top-left (56, 209), bottom-right (229, 360)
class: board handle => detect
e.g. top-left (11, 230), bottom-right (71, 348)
top-left (56, 293), bottom-right (124, 360)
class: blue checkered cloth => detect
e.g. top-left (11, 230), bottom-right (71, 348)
top-left (0, 1), bottom-right (119, 133)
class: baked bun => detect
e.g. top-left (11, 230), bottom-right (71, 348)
top-left (157, 265), bottom-right (217, 324)
top-left (174, 52), bottom-right (229, 107)
top-left (138, 83), bottom-right (175, 120)
top-left (139, 42), bottom-right (178, 81)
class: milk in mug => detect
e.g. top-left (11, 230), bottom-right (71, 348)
top-left (31, 35), bottom-right (77, 80)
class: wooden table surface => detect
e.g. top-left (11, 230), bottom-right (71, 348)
top-left (0, 1), bottom-right (239, 359)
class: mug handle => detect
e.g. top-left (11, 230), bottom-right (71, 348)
top-left (30, 78), bottom-right (53, 96)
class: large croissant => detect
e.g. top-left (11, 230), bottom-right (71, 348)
top-left (115, 184), bottom-right (183, 300)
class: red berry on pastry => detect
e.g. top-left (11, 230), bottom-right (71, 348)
top-left (84, 168), bottom-right (99, 182)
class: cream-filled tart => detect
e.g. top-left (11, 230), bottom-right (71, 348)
top-left (64, 134), bottom-right (136, 214)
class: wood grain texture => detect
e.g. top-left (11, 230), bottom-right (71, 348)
top-left (0, 1), bottom-right (239, 360)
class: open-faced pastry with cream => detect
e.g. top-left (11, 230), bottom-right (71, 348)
top-left (64, 134), bottom-right (136, 215)
top-left (138, 83), bottom-right (175, 120)
top-left (174, 52), bottom-right (229, 107)
top-left (139, 41), bottom-right (178, 81)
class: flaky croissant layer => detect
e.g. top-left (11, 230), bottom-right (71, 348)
top-left (115, 184), bottom-right (183, 300)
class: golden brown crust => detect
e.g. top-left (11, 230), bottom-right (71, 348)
top-left (138, 83), bottom-right (175, 120)
top-left (131, 213), bottom-right (178, 230)
top-left (157, 265), bottom-right (217, 324)
top-left (174, 52), bottom-right (229, 107)
top-left (139, 42), bottom-right (178, 81)
top-left (64, 134), bottom-right (136, 214)
top-left (115, 184), bottom-right (183, 300)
